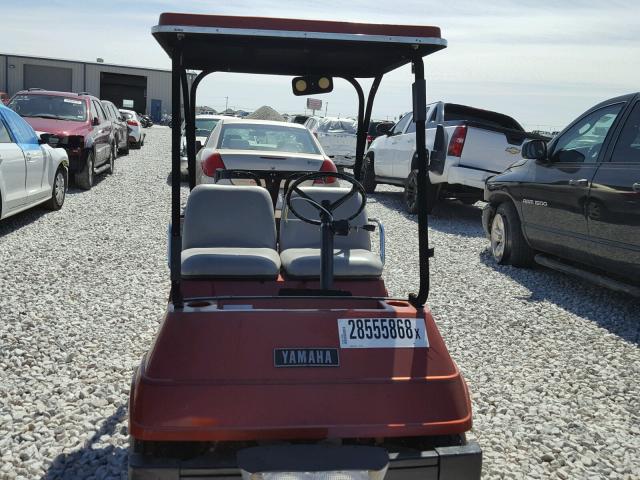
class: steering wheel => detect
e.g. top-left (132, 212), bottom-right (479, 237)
top-left (284, 171), bottom-right (367, 226)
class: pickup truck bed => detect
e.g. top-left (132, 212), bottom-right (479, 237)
top-left (364, 102), bottom-right (545, 212)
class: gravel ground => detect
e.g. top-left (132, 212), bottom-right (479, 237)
top-left (1, 126), bottom-right (639, 479)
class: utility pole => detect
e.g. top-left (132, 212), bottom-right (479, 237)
top-left (325, 102), bottom-right (328, 117)
top-left (225, 96), bottom-right (229, 112)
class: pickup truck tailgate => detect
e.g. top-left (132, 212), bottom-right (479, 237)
top-left (458, 125), bottom-right (526, 174)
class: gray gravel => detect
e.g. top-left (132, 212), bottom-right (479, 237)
top-left (1, 126), bottom-right (639, 479)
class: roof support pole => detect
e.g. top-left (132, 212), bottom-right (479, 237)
top-left (180, 69), bottom-right (192, 188)
top-left (343, 77), bottom-right (365, 177)
top-left (170, 47), bottom-right (184, 309)
top-left (343, 76), bottom-right (382, 179)
top-left (359, 75), bottom-right (382, 179)
top-left (408, 55), bottom-right (431, 308)
top-left (187, 70), bottom-right (213, 190)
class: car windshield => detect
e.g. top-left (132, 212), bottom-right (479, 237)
top-left (317, 118), bottom-right (357, 134)
top-left (195, 118), bottom-right (220, 137)
top-left (218, 123), bottom-right (321, 154)
top-left (9, 94), bottom-right (87, 122)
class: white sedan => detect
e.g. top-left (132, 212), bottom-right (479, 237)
top-left (0, 105), bottom-right (68, 220)
top-left (119, 109), bottom-right (145, 149)
top-left (195, 119), bottom-right (338, 206)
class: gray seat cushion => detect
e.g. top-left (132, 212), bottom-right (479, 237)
top-left (279, 187), bottom-right (382, 278)
top-left (280, 248), bottom-right (383, 278)
top-left (182, 248), bottom-right (281, 278)
top-left (181, 184), bottom-right (279, 278)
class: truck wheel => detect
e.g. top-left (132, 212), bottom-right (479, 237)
top-left (75, 150), bottom-right (94, 190)
top-left (404, 170), bottom-right (438, 214)
top-left (490, 201), bottom-right (534, 267)
top-left (361, 154), bottom-right (377, 193)
top-left (44, 167), bottom-right (66, 210)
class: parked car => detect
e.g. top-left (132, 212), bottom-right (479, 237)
top-left (101, 100), bottom-right (129, 156)
top-left (289, 114), bottom-right (309, 125)
top-left (303, 116), bottom-right (357, 168)
top-left (0, 105), bottom-right (68, 220)
top-left (364, 102), bottom-right (546, 212)
top-left (195, 118), bottom-right (337, 207)
top-left (0, 92), bottom-right (9, 105)
top-left (180, 114), bottom-right (228, 175)
top-left (367, 120), bottom-right (394, 146)
top-left (139, 114), bottom-right (153, 128)
top-left (119, 109), bottom-right (145, 149)
top-left (482, 93), bottom-right (640, 293)
top-left (8, 89), bottom-right (115, 190)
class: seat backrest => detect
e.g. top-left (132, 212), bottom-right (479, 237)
top-left (280, 187), bottom-right (371, 251)
top-left (183, 184), bottom-right (276, 250)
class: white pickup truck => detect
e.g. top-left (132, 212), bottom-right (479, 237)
top-left (363, 102), bottom-right (547, 212)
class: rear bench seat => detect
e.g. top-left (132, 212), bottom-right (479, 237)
top-left (181, 184), bottom-right (281, 279)
top-left (279, 187), bottom-right (383, 278)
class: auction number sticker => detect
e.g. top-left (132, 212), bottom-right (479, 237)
top-left (338, 318), bottom-right (429, 348)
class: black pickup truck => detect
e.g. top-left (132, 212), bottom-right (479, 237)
top-left (482, 93), bottom-right (640, 295)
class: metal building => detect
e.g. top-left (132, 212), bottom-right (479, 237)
top-left (0, 53), bottom-right (192, 121)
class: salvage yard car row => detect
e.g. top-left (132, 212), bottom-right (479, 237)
top-left (0, 88), bottom-right (150, 220)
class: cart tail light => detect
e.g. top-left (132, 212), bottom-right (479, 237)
top-left (314, 158), bottom-right (337, 184)
top-left (127, 119), bottom-right (139, 127)
top-left (202, 152), bottom-right (226, 177)
top-left (447, 125), bottom-right (467, 157)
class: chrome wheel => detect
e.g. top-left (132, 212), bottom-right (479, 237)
top-left (491, 213), bottom-right (506, 261)
top-left (54, 171), bottom-right (65, 205)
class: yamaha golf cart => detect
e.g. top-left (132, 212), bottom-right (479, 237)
top-left (129, 12), bottom-right (482, 479)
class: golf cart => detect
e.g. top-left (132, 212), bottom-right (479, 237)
top-left (129, 12), bottom-right (482, 479)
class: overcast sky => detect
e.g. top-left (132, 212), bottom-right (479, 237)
top-left (2, 0), bottom-right (639, 130)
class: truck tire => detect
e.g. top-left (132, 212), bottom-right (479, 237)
top-left (361, 154), bottom-right (377, 193)
top-left (75, 150), bottom-right (94, 190)
top-left (490, 201), bottom-right (534, 267)
top-left (404, 170), bottom-right (438, 214)
top-left (44, 167), bottom-right (66, 210)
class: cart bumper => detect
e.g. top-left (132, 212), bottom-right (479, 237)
top-left (128, 441), bottom-right (482, 480)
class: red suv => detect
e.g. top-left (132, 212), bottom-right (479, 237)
top-left (8, 89), bottom-right (115, 190)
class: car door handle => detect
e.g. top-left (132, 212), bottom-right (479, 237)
top-left (633, 182), bottom-right (640, 192)
top-left (569, 178), bottom-right (588, 187)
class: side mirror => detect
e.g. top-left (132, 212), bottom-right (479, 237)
top-left (195, 140), bottom-right (203, 151)
top-left (376, 123), bottom-right (393, 136)
top-left (92, 117), bottom-right (100, 126)
top-left (522, 139), bottom-right (547, 161)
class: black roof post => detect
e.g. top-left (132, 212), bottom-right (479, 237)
top-left (188, 70), bottom-right (212, 190)
top-left (343, 77), bottom-right (365, 177)
top-left (170, 45), bottom-right (184, 309)
top-left (409, 55), bottom-right (432, 309)
top-left (180, 69), bottom-right (193, 190)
